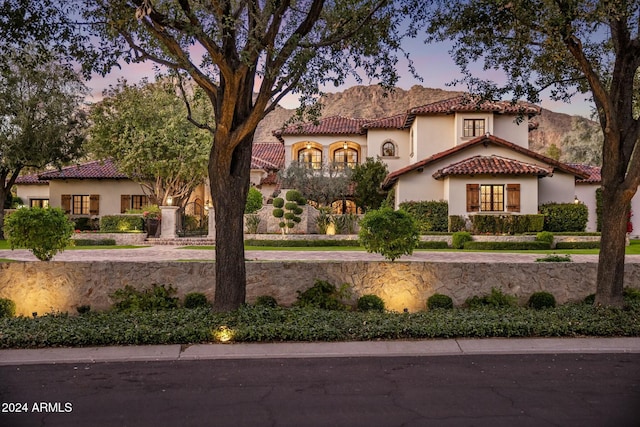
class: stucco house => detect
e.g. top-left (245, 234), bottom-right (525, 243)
top-left (274, 95), bottom-right (638, 234)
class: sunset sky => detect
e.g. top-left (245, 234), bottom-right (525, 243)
top-left (86, 35), bottom-right (595, 119)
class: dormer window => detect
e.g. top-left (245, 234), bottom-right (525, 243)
top-left (463, 119), bottom-right (485, 137)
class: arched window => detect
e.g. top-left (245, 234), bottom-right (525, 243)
top-left (333, 147), bottom-right (358, 168)
top-left (297, 147), bottom-right (322, 169)
top-left (381, 141), bottom-right (396, 157)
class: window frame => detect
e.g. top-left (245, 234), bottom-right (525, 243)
top-left (72, 195), bottom-right (90, 215)
top-left (29, 199), bottom-right (49, 208)
top-left (381, 141), bottom-right (396, 157)
top-left (297, 147), bottom-right (323, 169)
top-left (332, 147), bottom-right (358, 168)
top-left (463, 118), bottom-right (486, 138)
top-left (480, 184), bottom-right (505, 212)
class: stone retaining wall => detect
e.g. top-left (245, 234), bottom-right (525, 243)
top-left (2, 260), bottom-right (638, 316)
top-left (72, 233), bottom-right (147, 246)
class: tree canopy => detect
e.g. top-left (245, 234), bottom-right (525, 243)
top-left (82, 0), bottom-right (427, 311)
top-left (88, 78), bottom-right (211, 207)
top-left (427, 0), bottom-right (640, 306)
top-left (0, 47), bottom-right (87, 238)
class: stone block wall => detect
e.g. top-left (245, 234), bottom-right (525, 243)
top-left (2, 261), bottom-right (639, 316)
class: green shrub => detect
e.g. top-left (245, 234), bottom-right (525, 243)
top-left (73, 217), bottom-right (99, 231)
top-left (448, 215), bottom-right (467, 232)
top-left (452, 231), bottom-right (473, 249)
top-left (463, 241), bottom-right (551, 250)
top-left (0, 298), bottom-right (16, 318)
top-left (555, 241), bottom-right (600, 249)
top-left (536, 254), bottom-right (573, 262)
top-left (315, 208), bottom-right (332, 234)
top-left (245, 214), bottom-right (262, 234)
top-left (184, 292), bottom-right (210, 309)
top-left (272, 198), bottom-right (284, 208)
top-left (356, 294), bottom-right (385, 312)
top-left (358, 207), bottom-right (419, 261)
top-left (4, 207), bottom-right (75, 261)
top-left (528, 292), bottom-right (556, 309)
top-left (273, 191), bottom-right (306, 233)
top-left (254, 295), bottom-right (279, 308)
top-left (399, 200), bottom-right (449, 233)
top-left (623, 287), bottom-right (640, 301)
top-left (110, 284), bottom-right (179, 312)
top-left (100, 215), bottom-right (145, 232)
top-left (72, 238), bottom-right (117, 246)
top-left (539, 203), bottom-right (588, 232)
top-left (427, 293), bottom-right (453, 310)
top-left (470, 214), bottom-right (545, 234)
top-left (466, 288), bottom-right (517, 308)
top-left (245, 187), bottom-right (263, 214)
top-left (295, 280), bottom-right (352, 310)
top-left (536, 231), bottom-right (554, 245)
top-left (416, 241), bottom-right (449, 249)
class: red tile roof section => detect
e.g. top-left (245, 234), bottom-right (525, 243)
top-left (382, 134), bottom-right (589, 190)
top-left (408, 96), bottom-right (541, 116)
top-left (433, 155), bottom-right (552, 179)
top-left (15, 173), bottom-right (48, 185)
top-left (569, 163), bottom-right (601, 183)
top-left (274, 116), bottom-right (368, 140)
top-left (39, 159), bottom-right (128, 180)
top-left (251, 142), bottom-right (284, 170)
top-left (362, 113), bottom-right (407, 129)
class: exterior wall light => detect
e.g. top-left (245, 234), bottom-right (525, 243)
top-left (166, 196), bottom-right (173, 206)
top-left (574, 196), bottom-right (580, 204)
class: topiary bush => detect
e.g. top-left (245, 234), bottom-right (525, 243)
top-left (0, 298), bottom-right (16, 318)
top-left (539, 203), bottom-right (588, 232)
top-left (451, 231), bottom-right (472, 249)
top-left (110, 284), bottom-right (179, 312)
top-left (356, 294), bottom-right (385, 312)
top-left (536, 231), bottom-right (555, 245)
top-left (184, 292), bottom-right (210, 309)
top-left (4, 207), bottom-right (75, 261)
top-left (528, 291), bottom-right (556, 309)
top-left (295, 280), bottom-right (352, 310)
top-left (358, 207), bottom-right (419, 261)
top-left (427, 293), bottom-right (454, 310)
top-left (254, 295), bottom-right (279, 308)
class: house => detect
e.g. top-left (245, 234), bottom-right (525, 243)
top-left (274, 95), bottom-right (636, 233)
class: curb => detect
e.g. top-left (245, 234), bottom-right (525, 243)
top-left (1, 337), bottom-right (640, 366)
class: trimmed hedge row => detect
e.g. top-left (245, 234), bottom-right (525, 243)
top-left (399, 201), bottom-right (448, 233)
top-left (416, 241), bottom-right (449, 249)
top-left (555, 241), bottom-right (601, 249)
top-left (244, 239), bottom-right (361, 247)
top-left (100, 215), bottom-right (145, 232)
top-left (72, 238), bottom-right (117, 246)
top-left (539, 203), bottom-right (588, 232)
top-left (463, 241), bottom-right (552, 250)
top-left (470, 214), bottom-right (544, 234)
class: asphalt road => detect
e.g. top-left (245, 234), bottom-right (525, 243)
top-left (1, 353), bottom-right (639, 427)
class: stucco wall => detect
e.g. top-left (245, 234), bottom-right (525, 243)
top-left (412, 115), bottom-right (453, 160)
top-left (366, 128), bottom-right (410, 172)
top-left (538, 172), bottom-right (576, 205)
top-left (492, 115), bottom-right (529, 147)
top-left (15, 184), bottom-right (50, 206)
top-left (48, 179), bottom-right (147, 216)
top-left (446, 175), bottom-right (539, 215)
top-left (2, 260), bottom-right (638, 316)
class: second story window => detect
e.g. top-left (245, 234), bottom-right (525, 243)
top-left (381, 141), bottom-right (396, 157)
top-left (463, 119), bottom-right (485, 137)
top-left (333, 147), bottom-right (358, 168)
top-left (298, 147), bottom-right (322, 169)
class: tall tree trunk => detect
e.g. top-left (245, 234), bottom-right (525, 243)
top-left (209, 132), bottom-right (254, 312)
top-left (595, 183), bottom-right (633, 307)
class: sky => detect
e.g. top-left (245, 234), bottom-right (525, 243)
top-left (86, 35), bottom-right (595, 119)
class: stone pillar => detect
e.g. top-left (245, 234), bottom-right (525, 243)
top-left (208, 208), bottom-right (216, 239)
top-left (160, 206), bottom-right (180, 239)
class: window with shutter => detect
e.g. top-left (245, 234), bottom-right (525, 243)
top-left (89, 195), bottom-right (100, 215)
top-left (466, 184), bottom-right (480, 212)
top-left (506, 184), bottom-right (521, 212)
top-left (61, 195), bottom-right (71, 214)
top-left (121, 195), bottom-right (131, 213)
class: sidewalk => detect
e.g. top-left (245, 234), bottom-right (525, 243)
top-left (2, 337), bottom-right (640, 366)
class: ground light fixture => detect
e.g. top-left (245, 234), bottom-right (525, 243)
top-left (213, 326), bottom-right (235, 343)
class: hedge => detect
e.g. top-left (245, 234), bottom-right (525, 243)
top-left (555, 241), bottom-right (601, 249)
top-left (470, 214), bottom-right (545, 234)
top-left (244, 239), bottom-right (361, 247)
top-left (416, 241), bottom-right (449, 249)
top-left (399, 201), bottom-right (448, 233)
top-left (100, 215), bottom-right (145, 232)
top-left (72, 238), bottom-right (117, 246)
top-left (539, 203), bottom-right (588, 232)
top-left (463, 241), bottom-right (552, 250)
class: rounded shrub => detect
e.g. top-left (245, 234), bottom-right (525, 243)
top-left (451, 231), bottom-right (472, 249)
top-left (358, 207), bottom-right (419, 261)
top-left (357, 294), bottom-right (385, 312)
top-left (272, 197), bottom-right (284, 208)
top-left (427, 293), bottom-right (454, 310)
top-left (245, 186), bottom-right (263, 214)
top-left (0, 298), bottom-right (16, 318)
top-left (536, 231), bottom-right (554, 245)
top-left (254, 295), bottom-right (279, 308)
top-left (528, 291), bottom-right (556, 309)
top-left (184, 292), bottom-right (210, 309)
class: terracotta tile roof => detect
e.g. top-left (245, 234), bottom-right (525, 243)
top-left (252, 142), bottom-right (284, 170)
top-left (363, 113), bottom-right (407, 129)
top-left (433, 155), bottom-right (552, 179)
top-left (408, 96), bottom-right (541, 117)
top-left (39, 159), bottom-right (129, 180)
top-left (274, 116), bottom-right (368, 140)
top-left (569, 163), bottom-right (601, 183)
top-left (15, 173), bottom-right (48, 185)
top-left (382, 134), bottom-right (589, 190)
top-left (259, 171), bottom-right (280, 186)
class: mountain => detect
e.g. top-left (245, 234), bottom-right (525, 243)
top-left (254, 85), bottom-right (602, 165)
